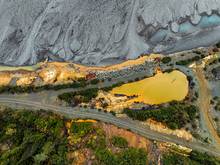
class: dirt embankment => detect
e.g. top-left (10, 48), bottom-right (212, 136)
top-left (101, 122), bottom-right (167, 164)
top-left (0, 54), bottom-right (162, 87)
top-left (0, 62), bottom-right (86, 87)
top-left (144, 119), bottom-right (193, 141)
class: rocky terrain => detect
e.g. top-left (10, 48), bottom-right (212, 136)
top-left (0, 54), bottom-right (160, 87)
top-left (212, 66), bottom-right (220, 80)
top-left (0, 62), bottom-right (86, 86)
top-left (1, 0), bottom-right (220, 66)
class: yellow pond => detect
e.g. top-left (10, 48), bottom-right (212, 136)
top-left (111, 70), bottom-right (189, 105)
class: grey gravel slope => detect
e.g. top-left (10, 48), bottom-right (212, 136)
top-left (0, 0), bottom-right (220, 66)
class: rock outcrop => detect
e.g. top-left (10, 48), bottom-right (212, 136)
top-left (0, 0), bottom-right (220, 66)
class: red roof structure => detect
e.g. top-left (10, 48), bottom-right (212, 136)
top-left (86, 73), bottom-right (96, 80)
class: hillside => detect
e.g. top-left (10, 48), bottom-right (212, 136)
top-left (0, 0), bottom-right (220, 66)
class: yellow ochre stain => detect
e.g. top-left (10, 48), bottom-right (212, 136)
top-left (111, 70), bottom-right (189, 105)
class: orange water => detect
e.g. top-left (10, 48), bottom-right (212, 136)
top-left (111, 70), bottom-right (189, 105)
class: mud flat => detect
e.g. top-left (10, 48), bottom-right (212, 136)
top-left (0, 63), bottom-right (41, 72)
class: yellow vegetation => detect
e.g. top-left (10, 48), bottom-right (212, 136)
top-left (75, 119), bottom-right (97, 123)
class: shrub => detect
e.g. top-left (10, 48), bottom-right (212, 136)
top-left (216, 42), bottom-right (220, 48)
top-left (90, 79), bottom-right (100, 85)
top-left (0, 79), bottom-right (87, 94)
top-left (58, 88), bottom-right (99, 105)
top-left (0, 109), bottom-right (68, 164)
top-left (161, 57), bottom-right (172, 64)
top-left (71, 122), bottom-right (93, 137)
top-left (176, 56), bottom-right (201, 66)
top-left (124, 102), bottom-right (198, 130)
top-left (111, 136), bottom-right (128, 148)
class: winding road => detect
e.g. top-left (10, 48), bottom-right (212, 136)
top-left (0, 53), bottom-right (220, 157)
top-left (0, 97), bottom-right (220, 157)
top-left (193, 66), bottom-right (220, 149)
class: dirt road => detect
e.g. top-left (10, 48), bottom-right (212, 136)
top-left (194, 66), bottom-right (220, 149)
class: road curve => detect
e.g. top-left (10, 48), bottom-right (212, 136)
top-left (0, 97), bottom-right (220, 157)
